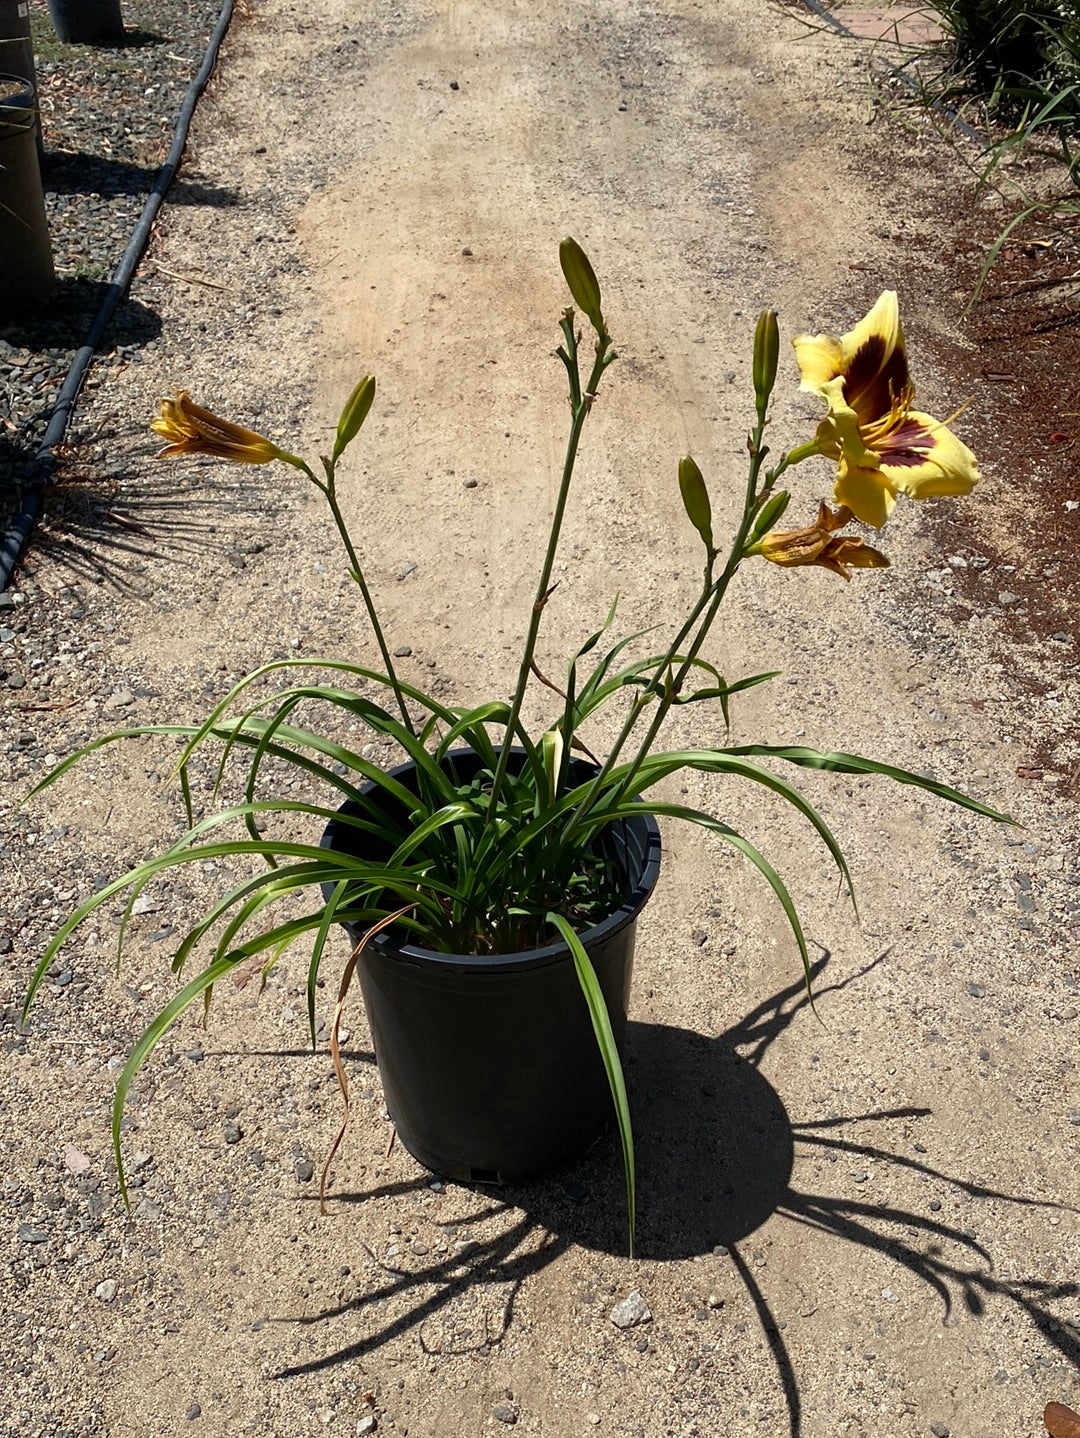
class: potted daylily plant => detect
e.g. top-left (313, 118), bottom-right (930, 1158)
top-left (23, 241), bottom-right (1003, 1249)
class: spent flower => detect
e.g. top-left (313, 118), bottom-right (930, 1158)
top-left (747, 502), bottom-right (890, 581)
top-left (151, 390), bottom-right (291, 465)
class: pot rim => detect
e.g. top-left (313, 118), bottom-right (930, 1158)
top-left (320, 747), bottom-right (663, 973)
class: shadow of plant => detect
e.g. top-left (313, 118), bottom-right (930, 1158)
top-left (264, 961), bottom-right (1078, 1436)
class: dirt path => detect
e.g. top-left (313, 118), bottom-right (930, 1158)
top-left (2, 2), bottom-right (1077, 1436)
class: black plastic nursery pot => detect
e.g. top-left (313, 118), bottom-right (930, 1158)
top-left (321, 750), bottom-right (662, 1184)
top-left (0, 75), bottom-right (56, 318)
top-left (46, 0), bottom-right (125, 45)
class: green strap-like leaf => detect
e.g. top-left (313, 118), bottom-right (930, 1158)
top-left (591, 799), bottom-right (815, 1001)
top-left (611, 749), bottom-right (856, 907)
top-left (112, 953), bottom-right (247, 1205)
top-left (720, 744), bottom-right (1013, 824)
top-left (547, 911), bottom-right (635, 1255)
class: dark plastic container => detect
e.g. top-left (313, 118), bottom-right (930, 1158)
top-left (0, 76), bottom-right (56, 317)
top-left (0, 2), bottom-right (43, 155)
top-left (46, 0), bottom-right (125, 46)
top-left (0, 2), bottom-right (36, 90)
top-left (321, 749), bottom-right (662, 1183)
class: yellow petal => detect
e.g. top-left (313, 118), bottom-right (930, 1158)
top-left (838, 291), bottom-right (902, 373)
top-left (792, 331), bottom-right (844, 396)
top-left (833, 457), bottom-right (898, 529)
top-left (877, 411), bottom-right (980, 500)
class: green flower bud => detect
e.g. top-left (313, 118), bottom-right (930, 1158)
top-left (333, 375), bottom-right (376, 460)
top-left (753, 309), bottom-right (780, 416)
top-left (559, 236), bottom-right (605, 335)
top-left (747, 489), bottom-right (791, 546)
top-left (678, 455), bottom-right (713, 551)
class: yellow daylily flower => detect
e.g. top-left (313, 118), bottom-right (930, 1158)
top-left (151, 391), bottom-right (285, 464)
top-left (748, 502), bottom-right (890, 582)
top-left (793, 292), bottom-right (979, 529)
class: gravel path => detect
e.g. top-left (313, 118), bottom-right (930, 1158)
top-left (1, 0), bottom-right (226, 505)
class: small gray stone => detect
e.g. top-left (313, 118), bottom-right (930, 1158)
top-left (392, 645), bottom-right (412, 657)
top-left (355, 1418), bottom-right (377, 1436)
top-left (1052, 632), bottom-right (1073, 644)
top-left (17, 1224), bottom-right (48, 1244)
top-left (95, 1279), bottom-right (117, 1302)
top-left (929, 1200), bottom-right (942, 1212)
top-left (462, 477), bottom-right (478, 488)
top-left (108, 689), bottom-right (135, 708)
top-left (966, 982), bottom-right (986, 998)
top-left (7, 673), bottom-right (25, 689)
top-left (1068, 1110), bottom-right (1080, 1127)
top-left (997, 591), bottom-right (1020, 606)
top-left (691, 928), bottom-right (708, 947)
top-left (186, 1403), bottom-right (201, 1421)
top-left (929, 1425), bottom-right (950, 1438)
top-left (492, 1406), bottom-right (517, 1426)
top-left (969, 555), bottom-right (990, 570)
top-left (223, 1122), bottom-right (243, 1145)
top-left (610, 1289), bottom-right (652, 1329)
top-left (295, 1158), bottom-right (315, 1182)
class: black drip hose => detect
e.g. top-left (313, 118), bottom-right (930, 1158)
top-left (0, 0), bottom-right (236, 593)
top-left (799, 0), bottom-right (987, 147)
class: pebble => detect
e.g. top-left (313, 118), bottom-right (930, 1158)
top-left (17, 1224), bottom-right (48, 1243)
top-left (997, 592), bottom-right (1020, 606)
top-left (63, 1144), bottom-right (91, 1176)
top-left (355, 1419), bottom-right (377, 1436)
top-left (929, 1425), bottom-right (950, 1438)
top-left (463, 476), bottom-right (477, 488)
top-left (95, 1279), bottom-right (117, 1302)
top-left (966, 981), bottom-right (986, 998)
top-left (295, 1158), bottom-right (314, 1182)
top-left (187, 1403), bottom-right (201, 1421)
top-left (223, 1121), bottom-right (243, 1145)
top-left (610, 1289), bottom-right (652, 1328)
top-left (392, 645), bottom-right (412, 657)
top-left (1052, 632), bottom-right (1073, 643)
top-left (1067, 1111), bottom-right (1080, 1126)
top-left (491, 1405), bottom-right (517, 1426)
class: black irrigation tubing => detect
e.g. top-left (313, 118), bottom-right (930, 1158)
top-left (799, 0), bottom-right (988, 148)
top-left (0, 0), bottom-right (236, 595)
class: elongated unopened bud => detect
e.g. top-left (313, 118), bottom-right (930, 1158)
top-left (753, 309), bottom-right (779, 416)
top-left (748, 489), bottom-right (790, 545)
top-left (678, 455), bottom-right (713, 551)
top-left (333, 374), bottom-right (376, 460)
top-left (559, 236), bottom-right (605, 335)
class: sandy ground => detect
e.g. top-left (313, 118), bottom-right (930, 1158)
top-left (1, 2), bottom-right (1078, 1436)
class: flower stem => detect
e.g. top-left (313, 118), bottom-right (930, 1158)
top-left (283, 453), bottom-right (416, 736)
top-left (486, 319), bottom-right (614, 819)
top-left (565, 412), bottom-right (794, 833)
